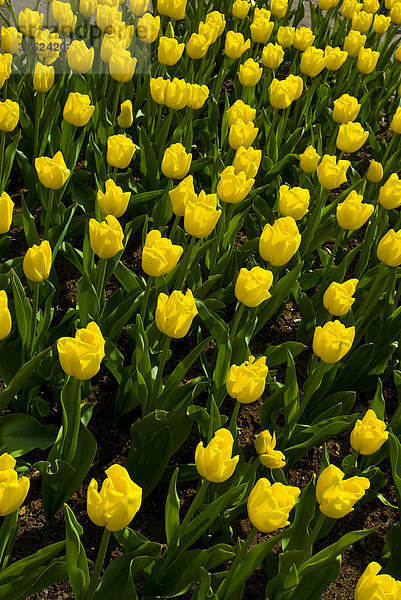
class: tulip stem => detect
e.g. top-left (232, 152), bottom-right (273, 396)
top-left (180, 478), bottom-right (210, 531)
top-left (44, 190), bottom-right (55, 239)
top-left (229, 401), bottom-right (241, 435)
top-left (139, 276), bottom-right (152, 322)
top-left (84, 527), bottom-right (111, 600)
top-left (0, 509), bottom-right (19, 570)
top-left (309, 511), bottom-right (326, 546)
top-left (30, 282), bottom-right (40, 355)
top-left (111, 82), bottom-right (122, 125)
top-left (175, 235), bottom-right (196, 290)
top-left (217, 526), bottom-right (258, 599)
top-left (153, 334), bottom-right (171, 399)
top-left (382, 133), bottom-right (397, 171)
top-left (170, 215), bottom-right (180, 241)
top-left (322, 230), bottom-right (344, 284)
top-left (230, 302), bottom-right (245, 341)
top-left (0, 131), bottom-right (5, 192)
top-left (33, 92), bottom-right (43, 159)
top-left (96, 258), bottom-right (108, 305)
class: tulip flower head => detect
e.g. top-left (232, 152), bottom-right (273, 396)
top-left (142, 230), bottom-right (183, 277)
top-left (0, 453), bottom-right (30, 516)
top-left (23, 240), bottom-right (52, 283)
top-left (317, 154), bottom-right (350, 189)
top-left (355, 562), bottom-right (401, 600)
top-left (377, 229), bottom-right (401, 267)
top-left (162, 143), bottom-right (192, 179)
top-left (332, 94), bottom-right (360, 123)
top-left (169, 175), bottom-right (197, 216)
top-left (137, 13), bottom-right (160, 43)
top-left (313, 320), bottom-right (355, 363)
top-left (235, 267), bottom-right (274, 307)
top-left (0, 190), bottom-right (14, 234)
top-left (158, 36), bottom-right (185, 66)
top-left (255, 430), bottom-right (286, 469)
top-left (107, 134), bottom-right (136, 169)
top-left (195, 429), bottom-right (239, 482)
top-left (293, 27), bottom-right (315, 51)
top-left (299, 145), bottom-right (320, 172)
top-left (323, 279), bottom-right (358, 316)
top-left (186, 33), bottom-right (209, 59)
top-left (63, 92), bottom-right (94, 127)
top-left (350, 409), bottom-right (388, 455)
top-left (324, 46), bottom-right (348, 70)
top-left (277, 26), bottom-right (295, 48)
top-left (233, 146), bottom-right (262, 178)
top-left (343, 30), bottom-right (366, 57)
top-left (156, 289), bottom-right (198, 338)
top-left (336, 190), bottom-right (374, 230)
top-left (35, 151), bottom-right (70, 190)
top-left (33, 63), bottom-right (54, 93)
top-left (247, 478), bottom-right (300, 532)
top-left (184, 190), bottom-right (221, 238)
top-left (226, 100), bottom-right (256, 127)
top-left (0, 290), bottom-right (12, 340)
top-left (366, 159), bottom-right (383, 183)
top-left (57, 321), bottom-right (106, 380)
top-left (262, 43), bottom-right (285, 69)
top-left (89, 215), bottom-right (124, 259)
top-left (217, 166), bottom-right (254, 204)
top-left (378, 173), bottom-right (401, 209)
top-left (0, 99), bottom-right (19, 132)
top-left (316, 464), bottom-right (370, 518)
top-left (279, 185), bottom-right (310, 220)
top-left (300, 46), bottom-right (326, 77)
top-left (259, 216), bottom-right (301, 266)
top-left (97, 179), bottom-right (130, 217)
top-left (226, 355), bottom-right (268, 404)
top-left (229, 119), bottom-right (259, 149)
top-left (225, 31), bottom-right (251, 59)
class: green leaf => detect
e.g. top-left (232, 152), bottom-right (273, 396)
top-left (64, 505), bottom-right (90, 600)
top-left (165, 467), bottom-right (180, 549)
top-left (0, 414), bottom-right (57, 457)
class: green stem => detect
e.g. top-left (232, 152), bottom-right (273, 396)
top-left (33, 92), bottom-right (43, 159)
top-left (153, 335), bottom-right (171, 398)
top-left (0, 131), bottom-right (6, 193)
top-left (111, 82), bottom-right (122, 124)
top-left (44, 190), bottom-right (55, 239)
top-left (180, 478), bottom-right (210, 530)
top-left (62, 377), bottom-right (82, 465)
top-left (309, 511), bottom-right (326, 546)
top-left (83, 528), bottom-right (111, 600)
top-left (229, 401), bottom-right (241, 435)
top-left (230, 302), bottom-right (245, 340)
top-left (0, 509), bottom-right (18, 570)
top-left (5, 0), bottom-right (17, 26)
top-left (170, 214), bottom-right (180, 241)
top-left (382, 133), bottom-right (397, 170)
top-left (139, 276), bottom-right (152, 322)
top-left (175, 235), bottom-right (196, 290)
top-left (323, 230), bottom-right (344, 283)
top-left (30, 282), bottom-right (40, 355)
top-left (217, 527), bottom-right (258, 599)
top-left (96, 258), bottom-right (108, 303)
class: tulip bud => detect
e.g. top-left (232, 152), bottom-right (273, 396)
top-left (390, 107), bottom-right (401, 134)
top-left (107, 134), bottom-right (136, 169)
top-left (150, 77), bottom-right (168, 104)
top-left (233, 146), bottom-right (262, 178)
top-left (366, 159), bottom-right (383, 182)
top-left (217, 166), bottom-right (254, 204)
top-left (109, 49), bottom-right (137, 82)
top-left (343, 30), bottom-right (366, 57)
top-left (79, 0), bottom-right (98, 17)
top-left (23, 240), bottom-right (52, 283)
top-left (293, 27), bottom-right (315, 51)
top-left (33, 63), bottom-right (54, 93)
top-left (229, 119), bottom-right (258, 149)
top-left (63, 92), bottom-right (94, 128)
top-left (97, 179), bottom-right (130, 217)
top-left (316, 464), bottom-right (370, 518)
top-left (271, 0), bottom-right (288, 17)
top-left (157, 0), bottom-right (187, 20)
top-left (323, 279), bottom-right (358, 316)
top-left (352, 9), bottom-right (373, 31)
top-left (232, 0), bottom-right (251, 19)
top-left (164, 78), bottom-right (190, 110)
top-left (277, 26), bottom-right (295, 48)
top-left (377, 229), bottom-right (401, 267)
top-left (35, 151), bottom-right (70, 189)
top-left (373, 14), bottom-right (391, 33)
top-left (142, 230), bottom-right (183, 277)
top-left (0, 190), bottom-right (14, 234)
top-left (357, 47), bottom-right (379, 74)
top-left (300, 46), bottom-right (326, 77)
top-left (137, 13), bottom-right (160, 43)
top-left (313, 320), bottom-right (355, 363)
top-left (184, 190), bottom-right (221, 238)
top-left (158, 36), bottom-right (185, 66)
top-left (195, 429), bottom-right (239, 482)
top-left (18, 8), bottom-right (44, 37)
top-left (162, 143), bottom-right (192, 179)
top-left (156, 289), bottom-right (198, 338)
top-left (355, 562), bottom-right (401, 600)
top-left (96, 5), bottom-right (121, 32)
top-left (279, 184), bottom-right (310, 220)
top-left (226, 356), bottom-right (268, 403)
top-left (187, 84), bottom-right (209, 110)
top-left (224, 31), bottom-right (251, 59)
top-left (129, 0), bottom-right (148, 16)
top-left (324, 46), bottom-right (348, 70)
top-left (378, 173), bottom-right (401, 209)
top-left (317, 154), bottom-right (350, 189)
top-left (0, 453), bottom-right (30, 516)
top-left (0, 53), bottom-right (11, 90)
top-left (299, 145), bottom-right (320, 172)
top-left (0, 99), bottom-right (18, 133)
top-left (259, 217), bottom-right (301, 266)
top-left (169, 175), bottom-right (197, 216)
top-left (350, 409), bottom-right (388, 455)
top-left (87, 464), bottom-right (142, 531)
top-left (250, 8), bottom-right (274, 44)
top-left (186, 33), bottom-right (209, 59)
top-left (0, 26), bottom-right (22, 54)
top-left (67, 40), bottom-right (94, 73)
top-left (262, 43), bottom-right (285, 69)
top-left (255, 431), bottom-right (286, 469)
top-left (117, 99), bottom-right (133, 129)
top-left (336, 122), bottom-right (369, 153)
top-left (235, 266), bottom-right (274, 307)
top-left (0, 290), bottom-right (12, 340)
top-left (239, 58), bottom-right (263, 87)
top-left (336, 190), bottom-right (374, 230)
top-left (89, 215), bottom-right (124, 259)
top-left (247, 478), bottom-right (300, 532)
top-left (57, 322), bottom-right (105, 380)
top-left (332, 93), bottom-right (360, 123)
top-left (341, 0), bottom-right (363, 18)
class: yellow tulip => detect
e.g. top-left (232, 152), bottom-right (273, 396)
top-left (254, 430), bottom-right (286, 469)
top-left (250, 8), bottom-right (274, 44)
top-left (270, 75), bottom-right (303, 109)
top-left (97, 179), bottom-right (130, 217)
top-left (187, 83), bottom-right (209, 110)
top-left (247, 478), bottom-right (300, 533)
top-left (142, 230), bottom-right (183, 277)
top-left (316, 464), bottom-right (370, 518)
top-left (377, 229), bottom-right (401, 267)
top-left (57, 322), bottom-right (105, 380)
top-left (279, 185), bottom-right (310, 220)
top-left (313, 320), bottom-right (355, 363)
top-left (355, 562), bottom-right (401, 600)
top-left (293, 27), bottom-right (315, 51)
top-left (162, 143), bottom-right (192, 179)
top-left (184, 190), bottom-right (221, 238)
top-left (87, 464), bottom-right (142, 531)
top-left (54, 2), bottom-right (76, 33)
top-left (226, 100), bottom-right (255, 127)
top-left (107, 134), bottom-right (136, 169)
top-left (363, 0), bottom-right (379, 11)
top-left (336, 190), bottom-right (374, 230)
top-left (324, 46), bottom-right (348, 70)
top-left (343, 30), bottom-right (366, 57)
top-left (0, 27), bottom-right (22, 54)
top-left (299, 145), bottom-right (320, 172)
top-left (332, 93), bottom-right (360, 123)
top-left (262, 43), bottom-right (285, 69)
top-left (317, 154), bottom-right (350, 189)
top-left (0, 99), bottom-right (18, 133)
top-left (357, 47), bottom-right (379, 74)
top-left (259, 216), bottom-right (301, 266)
top-left (79, 0), bottom-right (98, 17)
top-left (300, 46), bottom-right (326, 77)
top-left (226, 356), bottom-right (268, 403)
top-left (366, 159), bottom-right (383, 182)
top-left (137, 13), bottom-right (160, 43)
top-left (271, 0), bottom-right (288, 17)
top-left (35, 151), bottom-right (70, 189)
top-left (117, 99), bottom-right (133, 129)
top-left (233, 146), bottom-right (262, 178)
top-left (18, 8), bottom-right (43, 37)
top-left (96, 5), bottom-right (121, 32)
top-left (89, 215), bottom-right (124, 259)
top-left (157, 0), bottom-right (187, 20)
top-left (169, 175), bottom-right (197, 216)
top-left (186, 33), bottom-right (209, 59)
top-left (390, 2), bottom-right (401, 23)
top-left (0, 290), bottom-right (12, 340)
top-left (0, 53), bottom-right (11, 90)
top-left (224, 31), bottom-right (251, 59)
top-left (232, 0), bottom-right (251, 19)
top-left (0, 453), bottom-right (30, 516)
top-left (277, 26), bottom-right (295, 48)
top-left (156, 289), bottom-right (198, 338)
top-left (33, 63), bottom-right (54, 93)
top-left (390, 107), bottom-right (401, 134)
top-left (238, 58), bottom-right (263, 87)
top-left (378, 173), bottom-right (401, 209)
top-left (350, 409), bottom-right (388, 455)
top-left (217, 166), bottom-right (254, 204)
top-left (129, 0), bottom-right (148, 15)
top-left (109, 49), bottom-right (137, 82)
top-left (63, 92), bottom-right (94, 127)
top-left (150, 77), bottom-right (168, 105)
top-left (23, 240), bottom-right (52, 283)
top-left (205, 10), bottom-right (226, 38)
top-left (101, 34), bottom-right (126, 63)
top-left (158, 36), bottom-right (185, 66)
top-left (67, 40), bottom-right (94, 73)
top-left (336, 122), bottom-right (369, 153)
top-left (164, 78), bottom-right (190, 110)
top-left (195, 429), bottom-right (239, 482)
top-left (323, 279), bottom-right (358, 316)
top-left (229, 119), bottom-right (258, 149)
top-left (35, 29), bottom-right (61, 65)
top-left (341, 0), bottom-right (363, 18)
top-left (373, 14), bottom-right (391, 33)
top-left (352, 9), bottom-right (373, 31)
top-left (235, 266), bottom-right (274, 307)
top-left (0, 190), bottom-right (14, 234)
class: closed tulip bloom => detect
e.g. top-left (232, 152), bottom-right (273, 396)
top-left (225, 31), bottom-right (251, 59)
top-left (169, 175), bottom-right (197, 216)
top-left (205, 10), bottom-right (226, 37)
top-left (293, 27), bottom-right (315, 51)
top-left (226, 356), bottom-right (268, 403)
top-left (97, 179), bottom-right (130, 217)
top-left (0, 290), bottom-right (12, 340)
top-left (96, 5), bottom-right (121, 32)
top-left (271, 0), bottom-right (288, 17)
top-left (110, 49), bottom-right (137, 82)
top-left (0, 453), bottom-right (30, 516)
top-left (341, 0), bottom-right (363, 18)
top-left (377, 229), bottom-right (401, 267)
top-left (379, 173), bottom-right (401, 209)
top-left (248, 478), bottom-right (300, 533)
top-left (313, 320), bottom-right (355, 363)
top-left (390, 107), bottom-right (401, 134)
top-left (67, 40), bottom-right (94, 73)
top-left (35, 29), bottom-right (61, 65)
top-left (355, 562), bottom-right (401, 600)
top-left (79, 0), bottom-right (98, 17)
top-left (232, 0), bottom-right (251, 19)
top-left (323, 279), bottom-right (358, 316)
top-left (395, 45), bottom-right (401, 62)
top-left (316, 464), bottom-right (370, 518)
top-left (184, 190), bottom-right (221, 238)
top-left (156, 289), bottom-right (198, 338)
top-left (262, 43), bottom-right (285, 69)
top-left (87, 465), bottom-right (142, 531)
top-left (277, 26), bottom-right (295, 48)
top-left (150, 77), bottom-right (168, 104)
top-left (366, 159), bottom-right (383, 182)
top-left (1, 27), bottom-right (22, 54)
top-left (195, 429), bottom-right (239, 483)
top-left (390, 2), bottom-right (401, 23)
top-left (279, 185), bottom-right (310, 220)
top-left (57, 322), bottom-right (105, 380)
top-left (357, 47), bottom-right (379, 73)
top-left (319, 0), bottom-right (339, 9)
top-left (101, 34), bottom-right (126, 63)
top-left (259, 217), bottom-right (301, 266)
top-left (300, 46), bottom-right (326, 77)
top-left (343, 30), bottom-right (366, 57)
top-left (317, 154), bottom-right (350, 189)
top-left (352, 9), bottom-right (373, 31)
top-left (63, 93), bottom-right (94, 128)
top-left (217, 166), bottom-right (254, 204)
top-left (270, 76), bottom-right (303, 109)
top-left (0, 53), bottom-right (11, 90)
top-left (35, 151), bottom-right (70, 189)
top-left (350, 409), bottom-right (388, 455)
top-left (129, 0), bottom-right (148, 15)
top-left (55, 3), bottom-right (76, 33)
top-left (158, 36), bottom-right (185, 66)
top-left (363, 0), bottom-right (379, 11)
top-left (299, 145), bottom-right (320, 172)
top-left (336, 190), bottom-right (374, 229)
top-left (137, 13), bottom-right (160, 43)
top-left (164, 78), bottom-right (190, 110)
top-left (23, 240), bottom-right (52, 283)
top-left (107, 134), bottom-right (136, 169)
top-left (373, 14), bottom-right (391, 33)
top-left (233, 146), bottom-right (262, 178)
top-left (251, 9), bottom-right (274, 44)
top-left (157, 0), bottom-right (187, 20)
top-left (186, 33), bottom-right (209, 59)
top-left (255, 431), bottom-right (286, 469)
top-left (336, 122), bottom-right (369, 153)
top-left (198, 21), bottom-right (217, 45)
top-left (239, 58), bottom-right (263, 87)
top-left (324, 46), bottom-right (348, 70)
top-left (0, 99), bottom-right (18, 132)
top-left (114, 20), bottom-right (135, 47)
top-left (117, 100), bottom-right (133, 129)
top-left (142, 230), bottom-right (183, 277)
top-left (187, 84), bottom-right (209, 110)
top-left (0, 191), bottom-right (14, 234)
top-left (332, 94), bottom-right (360, 123)
top-left (162, 143), bottom-right (192, 179)
top-left (18, 8), bottom-right (43, 37)
top-left (89, 215), bottom-right (124, 259)
top-left (227, 100), bottom-right (255, 127)
top-left (235, 266), bottom-right (274, 307)
top-left (229, 119), bottom-right (258, 149)
top-left (33, 63), bottom-right (54, 93)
